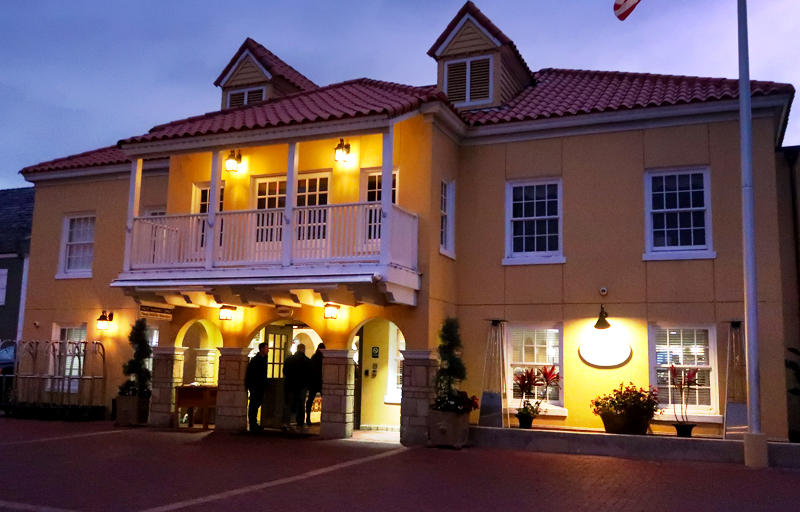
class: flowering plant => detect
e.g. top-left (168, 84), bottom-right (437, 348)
top-left (513, 365), bottom-right (560, 419)
top-left (516, 399), bottom-right (541, 418)
top-left (670, 365), bottom-right (698, 424)
top-left (431, 390), bottom-right (479, 413)
top-left (590, 382), bottom-right (661, 419)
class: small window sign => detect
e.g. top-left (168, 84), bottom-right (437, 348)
top-left (371, 346), bottom-right (379, 358)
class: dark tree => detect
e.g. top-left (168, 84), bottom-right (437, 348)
top-left (435, 317), bottom-right (467, 397)
top-left (118, 318), bottom-right (153, 397)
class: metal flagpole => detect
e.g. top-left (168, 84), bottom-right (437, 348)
top-left (737, 0), bottom-right (768, 468)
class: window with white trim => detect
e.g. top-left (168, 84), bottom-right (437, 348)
top-left (59, 215), bottom-right (96, 278)
top-left (444, 56), bottom-right (493, 107)
top-left (507, 325), bottom-right (562, 405)
top-left (644, 168), bottom-right (714, 260)
top-left (194, 184), bottom-right (224, 248)
top-left (504, 179), bottom-right (564, 264)
top-left (0, 268), bottom-right (7, 306)
top-left (651, 327), bottom-right (716, 412)
top-left (47, 323), bottom-right (87, 393)
top-left (226, 87), bottom-right (266, 108)
top-left (440, 180), bottom-right (455, 257)
top-left (362, 170), bottom-right (397, 241)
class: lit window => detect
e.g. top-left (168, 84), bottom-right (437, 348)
top-left (504, 180), bottom-right (564, 265)
top-left (506, 325), bottom-right (562, 405)
top-left (440, 181), bottom-right (455, 257)
top-left (652, 327), bottom-right (716, 412)
top-left (58, 215), bottom-right (95, 278)
top-left (644, 169), bottom-right (715, 260)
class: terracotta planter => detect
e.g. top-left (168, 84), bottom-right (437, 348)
top-left (428, 410), bottom-right (470, 449)
top-left (600, 412), bottom-right (652, 435)
top-left (673, 423), bottom-right (696, 438)
top-left (516, 414), bottom-right (534, 429)
top-left (116, 395), bottom-right (150, 426)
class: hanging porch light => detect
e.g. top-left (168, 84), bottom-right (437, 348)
top-left (225, 150), bottom-right (242, 172)
top-left (96, 310), bottom-right (113, 331)
top-left (333, 139), bottom-right (350, 163)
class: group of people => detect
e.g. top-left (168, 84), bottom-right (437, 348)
top-left (245, 341), bottom-right (325, 432)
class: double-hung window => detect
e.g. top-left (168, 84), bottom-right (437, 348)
top-left (440, 180), bottom-right (455, 258)
top-left (504, 179), bottom-right (564, 265)
top-left (507, 324), bottom-right (563, 406)
top-left (651, 326), bottom-right (717, 417)
top-left (57, 215), bottom-right (96, 279)
top-left (644, 168), bottom-right (715, 260)
top-left (47, 324), bottom-right (87, 393)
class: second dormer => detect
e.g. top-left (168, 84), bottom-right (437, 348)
top-left (214, 38), bottom-right (318, 110)
top-left (428, 1), bottom-right (534, 111)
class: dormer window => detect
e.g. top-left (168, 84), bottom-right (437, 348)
top-left (445, 56), bottom-right (492, 107)
top-left (226, 87), bottom-right (266, 108)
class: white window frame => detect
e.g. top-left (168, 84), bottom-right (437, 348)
top-left (0, 268), bottom-right (7, 306)
top-left (294, 171), bottom-right (332, 208)
top-left (360, 167), bottom-right (398, 204)
top-left (47, 323), bottom-right (88, 394)
top-left (56, 214), bottom-right (96, 280)
top-left (505, 323), bottom-right (567, 416)
top-left (143, 207), bottom-right (167, 217)
top-left (226, 86), bottom-right (267, 108)
top-left (192, 182), bottom-right (225, 214)
top-left (444, 55), bottom-right (494, 108)
top-left (439, 180), bottom-right (456, 259)
top-left (251, 175), bottom-right (287, 210)
top-left (384, 327), bottom-right (405, 405)
top-left (503, 178), bottom-right (566, 266)
top-left (648, 324), bottom-right (722, 423)
top-left (643, 167), bottom-right (716, 261)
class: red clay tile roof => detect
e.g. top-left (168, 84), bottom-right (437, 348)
top-left (214, 38), bottom-right (317, 92)
top-left (463, 68), bottom-right (795, 126)
top-left (20, 146), bottom-right (131, 175)
top-left (428, 1), bottom-right (533, 79)
top-left (122, 79), bottom-right (443, 144)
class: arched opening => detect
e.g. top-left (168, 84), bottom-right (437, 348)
top-left (348, 318), bottom-right (405, 432)
top-left (174, 319), bottom-right (223, 386)
top-left (244, 319), bottom-right (324, 430)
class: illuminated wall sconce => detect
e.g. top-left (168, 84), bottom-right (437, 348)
top-left (219, 305), bottom-right (236, 321)
top-left (333, 139), bottom-right (350, 163)
top-left (324, 303), bottom-right (340, 320)
top-left (96, 310), bottom-right (113, 331)
top-left (225, 150), bottom-right (242, 172)
top-left (594, 304), bottom-right (611, 330)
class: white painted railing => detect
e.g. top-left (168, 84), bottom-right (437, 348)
top-left (129, 202), bottom-right (417, 270)
top-left (389, 205), bottom-right (419, 271)
top-left (130, 214), bottom-right (208, 268)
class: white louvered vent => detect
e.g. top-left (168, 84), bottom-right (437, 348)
top-left (228, 91), bottom-right (246, 108)
top-left (227, 87), bottom-right (266, 108)
top-left (446, 62), bottom-right (467, 103)
top-left (247, 88), bottom-right (264, 103)
top-left (469, 58), bottom-right (491, 100)
top-left (444, 56), bottom-right (492, 106)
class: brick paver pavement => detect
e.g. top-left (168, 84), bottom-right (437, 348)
top-left (0, 418), bottom-right (798, 512)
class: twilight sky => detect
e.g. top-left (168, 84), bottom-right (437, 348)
top-left (1, 0), bottom-right (797, 190)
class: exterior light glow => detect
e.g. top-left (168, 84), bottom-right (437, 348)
top-left (594, 304), bottom-right (610, 330)
top-left (225, 150), bottom-right (242, 172)
top-left (324, 303), bottom-right (340, 320)
top-left (219, 305), bottom-right (236, 321)
top-left (333, 139), bottom-right (350, 163)
top-left (96, 310), bottom-right (113, 331)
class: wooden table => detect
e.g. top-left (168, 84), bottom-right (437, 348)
top-left (174, 385), bottom-right (218, 429)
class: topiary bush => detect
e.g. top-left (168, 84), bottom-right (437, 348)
top-left (118, 318), bottom-right (153, 397)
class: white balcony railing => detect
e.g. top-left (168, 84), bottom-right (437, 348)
top-left (129, 202), bottom-right (418, 272)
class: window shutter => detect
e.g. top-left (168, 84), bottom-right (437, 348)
top-left (247, 88), bottom-right (264, 103)
top-left (469, 58), bottom-right (491, 101)
top-left (446, 62), bottom-right (467, 103)
top-left (228, 91), bottom-right (245, 108)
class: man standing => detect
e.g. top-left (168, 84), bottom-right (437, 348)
top-left (283, 342), bottom-right (310, 429)
top-left (245, 342), bottom-right (269, 432)
top-left (305, 342), bottom-right (325, 426)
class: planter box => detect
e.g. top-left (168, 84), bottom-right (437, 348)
top-left (428, 410), bottom-right (470, 449)
top-left (116, 395), bottom-right (150, 426)
top-left (600, 412), bottom-right (652, 435)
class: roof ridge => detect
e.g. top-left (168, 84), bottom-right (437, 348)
top-left (245, 38), bottom-right (319, 90)
top-left (539, 67), bottom-right (794, 87)
top-left (213, 38), bottom-right (318, 91)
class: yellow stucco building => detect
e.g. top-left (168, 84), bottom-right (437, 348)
top-left (18, 1), bottom-right (799, 444)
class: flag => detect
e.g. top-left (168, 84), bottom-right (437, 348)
top-left (614, 0), bottom-right (642, 21)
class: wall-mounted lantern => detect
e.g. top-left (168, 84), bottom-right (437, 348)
top-left (333, 139), bottom-right (350, 163)
top-left (96, 310), bottom-right (113, 331)
top-left (225, 150), bottom-right (242, 172)
top-left (594, 304), bottom-right (611, 330)
top-left (219, 305), bottom-right (236, 321)
top-left (324, 303), bottom-right (340, 320)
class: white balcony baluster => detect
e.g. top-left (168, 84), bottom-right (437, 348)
top-left (130, 214), bottom-right (208, 269)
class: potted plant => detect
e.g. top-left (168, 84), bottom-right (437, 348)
top-left (429, 318), bottom-right (479, 448)
top-left (513, 368), bottom-right (541, 428)
top-left (591, 382), bottom-right (660, 435)
top-left (116, 318), bottom-right (153, 426)
top-left (669, 365), bottom-right (698, 437)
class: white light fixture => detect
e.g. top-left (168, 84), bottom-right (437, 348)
top-left (324, 303), bottom-right (340, 320)
top-left (225, 150), bottom-right (242, 172)
top-left (219, 305), bottom-right (236, 321)
top-left (96, 310), bottom-right (113, 331)
top-left (333, 139), bottom-right (350, 163)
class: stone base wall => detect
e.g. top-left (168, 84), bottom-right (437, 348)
top-left (320, 350), bottom-right (355, 438)
top-left (400, 350), bottom-right (437, 446)
top-left (194, 348), bottom-right (218, 386)
top-left (149, 347), bottom-right (186, 428)
top-left (216, 347), bottom-right (250, 432)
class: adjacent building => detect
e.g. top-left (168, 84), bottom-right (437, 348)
top-left (17, 2), bottom-right (798, 443)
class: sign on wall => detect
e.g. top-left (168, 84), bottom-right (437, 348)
top-left (371, 346), bottom-right (379, 358)
top-left (139, 305), bottom-right (173, 321)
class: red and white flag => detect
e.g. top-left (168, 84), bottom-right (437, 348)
top-left (614, 0), bottom-right (642, 21)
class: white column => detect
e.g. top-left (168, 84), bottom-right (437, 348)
top-left (123, 159), bottom-right (143, 272)
top-left (205, 151), bottom-right (222, 269)
top-left (282, 142), bottom-right (298, 266)
top-left (379, 126), bottom-right (394, 266)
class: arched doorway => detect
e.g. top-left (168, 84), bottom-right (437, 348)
top-left (349, 319), bottom-right (405, 431)
top-left (174, 319), bottom-right (223, 386)
top-left (244, 320), bottom-right (324, 429)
